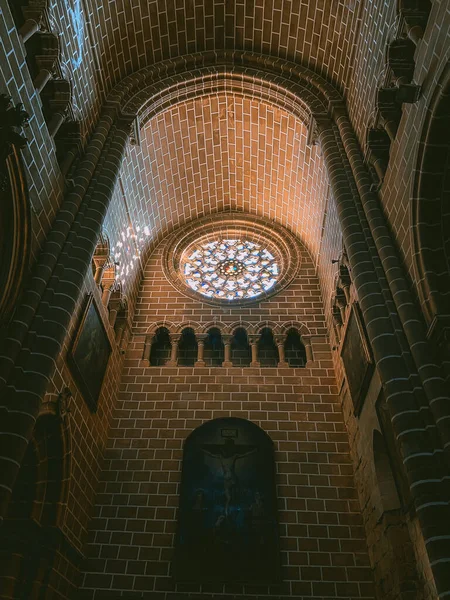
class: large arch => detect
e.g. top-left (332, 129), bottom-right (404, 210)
top-left (412, 61), bottom-right (450, 327)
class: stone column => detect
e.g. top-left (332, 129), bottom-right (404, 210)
top-left (143, 335), bottom-right (154, 362)
top-left (108, 297), bottom-right (122, 328)
top-left (167, 334), bottom-right (181, 367)
top-left (249, 335), bottom-right (260, 368)
top-left (304, 338), bottom-right (313, 365)
top-left (20, 6), bottom-right (43, 43)
top-left (102, 281), bottom-right (116, 307)
top-left (118, 323), bottom-right (131, 352)
top-left (275, 335), bottom-right (288, 367)
top-left (93, 257), bottom-right (108, 286)
top-left (222, 335), bottom-right (233, 367)
top-left (47, 106), bottom-right (67, 138)
top-left (0, 116), bottom-right (134, 522)
top-left (195, 334), bottom-right (207, 367)
top-left (317, 113), bottom-right (450, 596)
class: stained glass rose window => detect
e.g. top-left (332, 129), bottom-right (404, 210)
top-left (182, 238), bottom-right (279, 300)
top-left (163, 213), bottom-right (300, 306)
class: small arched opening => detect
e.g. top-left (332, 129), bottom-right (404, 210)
top-left (150, 327), bottom-right (172, 366)
top-left (284, 329), bottom-right (307, 367)
top-left (231, 328), bottom-right (251, 367)
top-left (204, 328), bottom-right (224, 366)
top-left (178, 328), bottom-right (198, 366)
top-left (257, 328), bottom-right (279, 367)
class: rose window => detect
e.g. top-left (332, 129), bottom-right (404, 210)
top-left (163, 213), bottom-right (300, 306)
top-left (182, 239), bottom-right (279, 300)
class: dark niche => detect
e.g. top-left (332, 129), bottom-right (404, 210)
top-left (173, 417), bottom-right (280, 583)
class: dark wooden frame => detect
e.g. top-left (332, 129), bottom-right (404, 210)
top-left (68, 294), bottom-right (111, 412)
top-left (340, 301), bottom-right (374, 415)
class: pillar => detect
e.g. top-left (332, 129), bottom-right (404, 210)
top-left (143, 335), bottom-right (154, 362)
top-left (304, 339), bottom-right (313, 365)
top-left (19, 18), bottom-right (40, 43)
top-left (108, 298), bottom-right (121, 328)
top-left (249, 336), bottom-right (260, 368)
top-left (93, 261), bottom-right (107, 286)
top-left (275, 335), bottom-right (288, 367)
top-left (195, 334), bottom-right (207, 367)
top-left (47, 110), bottom-right (66, 138)
top-left (222, 335), bottom-right (233, 367)
top-left (34, 69), bottom-right (52, 93)
top-left (0, 116), bottom-right (133, 521)
top-left (316, 113), bottom-right (450, 597)
top-left (102, 280), bottom-right (116, 307)
top-left (167, 334), bottom-right (181, 367)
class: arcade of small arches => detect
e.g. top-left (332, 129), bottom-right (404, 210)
top-left (143, 322), bottom-right (313, 369)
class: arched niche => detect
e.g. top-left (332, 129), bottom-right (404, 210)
top-left (203, 328), bottom-right (224, 366)
top-left (284, 328), bottom-right (307, 367)
top-left (230, 328), bottom-right (251, 367)
top-left (257, 328), bottom-right (279, 367)
top-left (174, 417), bottom-right (279, 583)
top-left (149, 327), bottom-right (172, 366)
top-left (373, 430), bottom-right (401, 513)
top-left (178, 328), bottom-right (198, 366)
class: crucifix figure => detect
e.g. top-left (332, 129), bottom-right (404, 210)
top-left (201, 438), bottom-right (257, 515)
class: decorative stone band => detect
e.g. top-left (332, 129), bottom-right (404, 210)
top-left (162, 212), bottom-right (301, 307)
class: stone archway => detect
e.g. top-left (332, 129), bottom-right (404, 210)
top-left (413, 62), bottom-right (450, 328)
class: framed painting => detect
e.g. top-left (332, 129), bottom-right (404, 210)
top-left (68, 293), bottom-right (111, 412)
top-left (340, 302), bottom-right (374, 415)
top-left (173, 417), bottom-right (280, 583)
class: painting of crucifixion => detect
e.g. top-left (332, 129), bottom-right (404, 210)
top-left (173, 417), bottom-right (279, 583)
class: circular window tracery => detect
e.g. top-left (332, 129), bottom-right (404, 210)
top-left (163, 213), bottom-right (301, 306)
top-left (183, 238), bottom-right (279, 300)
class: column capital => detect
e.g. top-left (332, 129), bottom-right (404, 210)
top-left (274, 334), bottom-right (286, 345)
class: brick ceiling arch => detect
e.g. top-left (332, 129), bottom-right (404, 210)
top-left (101, 54), bottom-right (345, 291)
top-left (107, 90), bottom-right (330, 290)
top-left (55, 1), bottom-right (360, 132)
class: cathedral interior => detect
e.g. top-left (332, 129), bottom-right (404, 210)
top-left (0, 0), bottom-right (450, 599)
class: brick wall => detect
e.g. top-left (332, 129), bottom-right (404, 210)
top-left (79, 236), bottom-right (375, 600)
top-left (0, 0), bottom-right (64, 262)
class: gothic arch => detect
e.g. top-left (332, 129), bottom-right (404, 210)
top-left (412, 61), bottom-right (450, 326)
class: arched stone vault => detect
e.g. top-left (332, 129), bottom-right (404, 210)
top-left (2, 51), bottom-right (450, 598)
